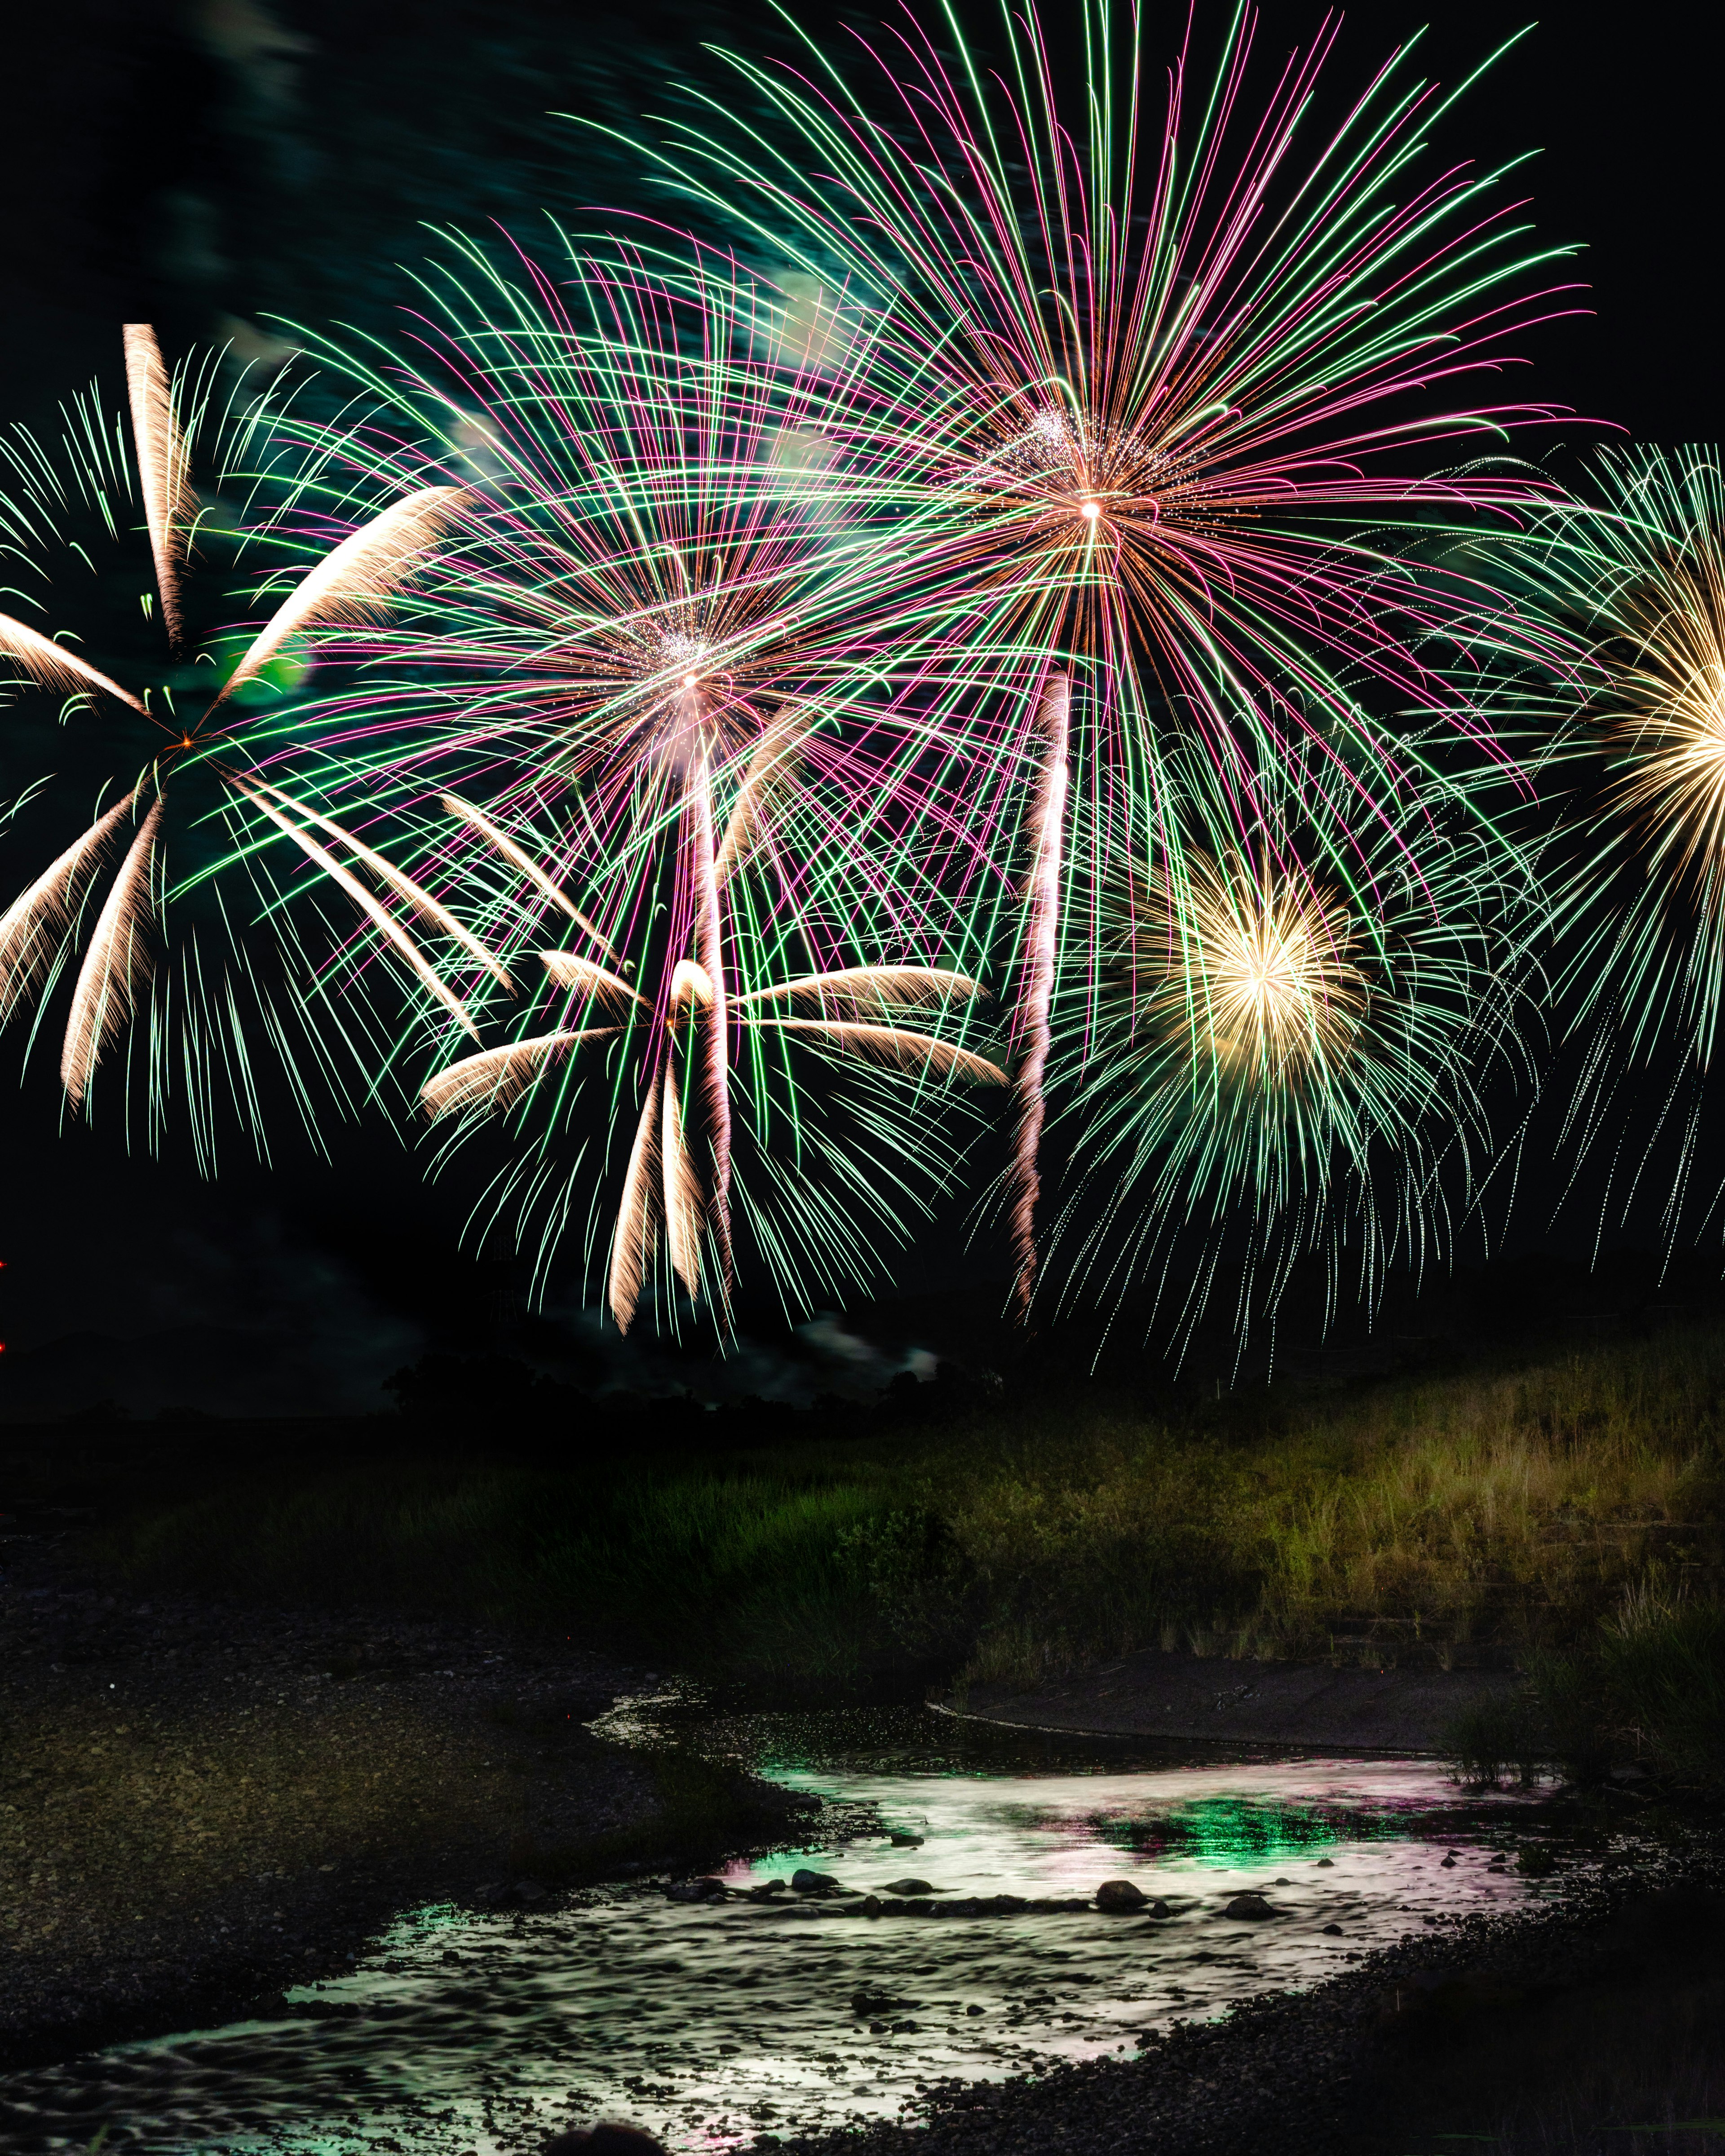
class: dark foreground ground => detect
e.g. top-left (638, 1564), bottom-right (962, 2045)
top-left (4, 1488), bottom-right (1724, 2156)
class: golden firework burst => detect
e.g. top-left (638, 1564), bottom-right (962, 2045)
top-left (1603, 550), bottom-right (1725, 902)
top-left (1141, 849), bottom-right (1367, 1085)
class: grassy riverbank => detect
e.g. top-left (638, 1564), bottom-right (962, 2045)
top-left (77, 1322), bottom-right (1724, 1776)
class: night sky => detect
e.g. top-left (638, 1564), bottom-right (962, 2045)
top-left (0, 0), bottom-right (1710, 1414)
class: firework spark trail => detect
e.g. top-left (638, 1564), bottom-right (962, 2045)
top-left (713, 703), bottom-right (816, 885)
top-left (1008, 672), bottom-right (1069, 1317)
top-left (420, 1028), bottom-right (613, 1120)
top-left (231, 237), bottom-right (971, 995)
top-left (247, 778), bottom-right (513, 987)
top-left (738, 1014), bottom-right (1005, 1083)
top-left (61, 797), bottom-right (164, 1107)
top-left (0, 326), bottom-right (508, 1149)
top-left (661, 1050), bottom-right (704, 1294)
top-left (212, 485), bottom-right (470, 710)
top-left (542, 0), bottom-right (1592, 1329)
top-left (540, 950), bottom-right (648, 1011)
top-left (411, 752), bottom-right (998, 1331)
top-left (0, 793), bottom-right (139, 1020)
top-left (442, 792), bottom-right (620, 959)
top-left (0, 613), bottom-right (147, 711)
top-left (609, 1070), bottom-right (663, 1330)
top-left (122, 324), bottom-right (191, 656)
top-left (204, 242), bottom-right (1070, 1320)
top-left (1147, 850), bottom-right (1370, 1083)
top-left (229, 780), bottom-right (481, 1039)
top-left (686, 724), bottom-right (734, 1290)
top-left (734, 964), bottom-right (981, 1016)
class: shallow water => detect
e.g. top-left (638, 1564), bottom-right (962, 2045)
top-left (0, 1705), bottom-right (1559, 2154)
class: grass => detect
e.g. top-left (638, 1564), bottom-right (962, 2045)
top-left (92, 1324), bottom-right (1725, 1764)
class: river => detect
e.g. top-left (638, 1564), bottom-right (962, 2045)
top-left (0, 1699), bottom-right (1559, 2153)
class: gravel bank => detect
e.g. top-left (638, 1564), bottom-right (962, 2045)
top-left (0, 1502), bottom-right (795, 2075)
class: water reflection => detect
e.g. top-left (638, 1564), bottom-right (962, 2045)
top-left (0, 1715), bottom-right (1556, 2155)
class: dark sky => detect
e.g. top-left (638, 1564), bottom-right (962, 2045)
top-left (0, 0), bottom-right (1710, 1408)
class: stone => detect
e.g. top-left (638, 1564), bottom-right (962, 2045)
top-left (665, 1877), bottom-right (726, 1902)
top-left (1314, 1858), bottom-right (1334, 1868)
top-left (1322, 1923), bottom-right (1343, 1935)
top-left (1095, 1879), bottom-right (1148, 1912)
top-left (965, 2004), bottom-right (985, 2016)
top-left (792, 1868), bottom-right (843, 1895)
top-left (1440, 1855), bottom-right (1458, 1868)
top-left (1146, 1900), bottom-right (1173, 1919)
top-left (889, 1832), bottom-right (924, 1847)
top-left (1221, 1892), bottom-right (1277, 1921)
top-left (883, 1878), bottom-right (936, 1896)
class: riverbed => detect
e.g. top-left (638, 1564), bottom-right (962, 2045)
top-left (0, 1700), bottom-right (1561, 2154)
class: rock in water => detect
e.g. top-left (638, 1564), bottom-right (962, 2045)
top-left (1221, 1891), bottom-right (1277, 1921)
top-left (882, 1878), bottom-right (937, 1896)
top-left (791, 1868), bottom-right (843, 1895)
top-left (1147, 1899), bottom-right (1173, 1919)
top-left (1095, 1878), bottom-right (1148, 1912)
top-left (666, 1877), bottom-right (727, 1902)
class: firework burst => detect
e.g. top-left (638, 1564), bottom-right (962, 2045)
top-left (226, 240), bottom-right (1009, 1322)
top-left (0, 326), bottom-right (470, 1158)
top-left (1047, 735), bottom-right (1530, 1360)
top-left (1483, 448), bottom-right (1725, 1256)
top-left (626, 0), bottom-right (1580, 1296)
top-left (415, 764), bottom-right (1004, 1330)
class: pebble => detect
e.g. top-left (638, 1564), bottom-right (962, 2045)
top-left (1094, 1879), bottom-right (1148, 1912)
top-left (1221, 1892), bottom-right (1278, 1922)
top-left (792, 1869), bottom-right (844, 1895)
